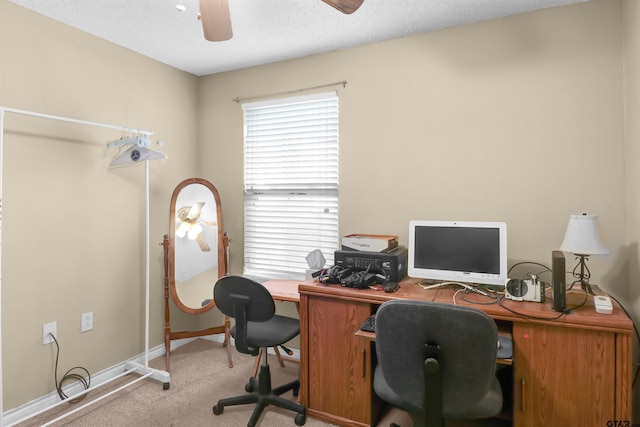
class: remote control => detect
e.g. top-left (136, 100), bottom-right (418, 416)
top-left (383, 282), bottom-right (400, 293)
top-left (594, 295), bottom-right (613, 314)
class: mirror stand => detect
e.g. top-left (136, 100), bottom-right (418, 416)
top-left (163, 234), bottom-right (232, 371)
top-left (163, 177), bottom-right (233, 372)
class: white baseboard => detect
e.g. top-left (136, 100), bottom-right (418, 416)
top-left (1, 340), bottom-right (191, 427)
top-left (2, 335), bottom-right (299, 427)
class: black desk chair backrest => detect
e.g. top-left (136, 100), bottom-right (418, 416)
top-left (212, 276), bottom-right (306, 427)
top-left (374, 299), bottom-right (502, 427)
top-left (214, 276), bottom-right (275, 356)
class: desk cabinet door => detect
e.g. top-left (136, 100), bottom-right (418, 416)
top-left (307, 297), bottom-right (372, 425)
top-left (512, 323), bottom-right (615, 427)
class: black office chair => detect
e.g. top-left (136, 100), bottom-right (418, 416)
top-left (374, 299), bottom-right (503, 427)
top-left (212, 275), bottom-right (306, 427)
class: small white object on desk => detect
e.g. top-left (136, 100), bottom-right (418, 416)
top-left (594, 295), bottom-right (613, 314)
top-left (305, 249), bottom-right (326, 283)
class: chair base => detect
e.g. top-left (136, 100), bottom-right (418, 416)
top-left (213, 364), bottom-right (306, 427)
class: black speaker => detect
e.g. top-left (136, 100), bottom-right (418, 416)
top-left (552, 250), bottom-right (566, 312)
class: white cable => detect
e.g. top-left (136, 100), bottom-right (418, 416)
top-left (419, 281), bottom-right (490, 297)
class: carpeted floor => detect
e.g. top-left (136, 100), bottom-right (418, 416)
top-left (15, 339), bottom-right (511, 427)
top-left (17, 339), bottom-right (330, 427)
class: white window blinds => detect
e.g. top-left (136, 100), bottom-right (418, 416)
top-left (242, 91), bottom-right (339, 280)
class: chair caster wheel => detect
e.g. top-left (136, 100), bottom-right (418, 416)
top-left (212, 404), bottom-right (224, 415)
top-left (162, 382), bottom-right (170, 390)
top-left (294, 413), bottom-right (306, 426)
top-left (292, 384), bottom-right (300, 397)
top-left (245, 382), bottom-right (254, 392)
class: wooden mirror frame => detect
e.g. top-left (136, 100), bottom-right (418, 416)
top-left (163, 178), bottom-right (232, 372)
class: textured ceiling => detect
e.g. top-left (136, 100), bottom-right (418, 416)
top-left (9, 0), bottom-right (588, 77)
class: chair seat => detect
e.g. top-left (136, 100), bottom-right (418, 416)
top-left (231, 315), bottom-right (300, 348)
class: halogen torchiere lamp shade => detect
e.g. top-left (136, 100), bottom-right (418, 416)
top-left (559, 213), bottom-right (610, 295)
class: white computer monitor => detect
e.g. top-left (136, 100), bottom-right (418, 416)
top-left (408, 220), bottom-right (507, 286)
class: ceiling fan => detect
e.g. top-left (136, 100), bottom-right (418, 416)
top-left (198, 0), bottom-right (365, 42)
top-left (175, 202), bottom-right (217, 251)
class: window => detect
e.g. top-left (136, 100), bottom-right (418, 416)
top-left (242, 91), bottom-right (339, 280)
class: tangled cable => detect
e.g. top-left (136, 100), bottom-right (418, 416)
top-left (51, 334), bottom-right (91, 403)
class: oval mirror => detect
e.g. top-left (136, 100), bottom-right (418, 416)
top-left (169, 178), bottom-right (226, 313)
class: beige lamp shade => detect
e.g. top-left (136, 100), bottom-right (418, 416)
top-left (559, 213), bottom-right (610, 256)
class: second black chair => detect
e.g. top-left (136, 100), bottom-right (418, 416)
top-left (374, 299), bottom-right (503, 427)
top-left (212, 275), bottom-right (306, 427)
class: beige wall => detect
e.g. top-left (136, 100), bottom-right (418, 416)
top-left (200, 1), bottom-right (626, 294)
top-left (623, 0), bottom-right (640, 421)
top-left (201, 0), bottom-right (625, 277)
top-left (2, 0), bottom-right (638, 420)
top-left (0, 0), bottom-right (201, 409)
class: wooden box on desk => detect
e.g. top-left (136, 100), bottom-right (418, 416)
top-left (296, 280), bottom-right (633, 427)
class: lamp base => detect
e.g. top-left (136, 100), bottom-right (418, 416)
top-left (580, 281), bottom-right (595, 295)
top-left (572, 254), bottom-right (594, 295)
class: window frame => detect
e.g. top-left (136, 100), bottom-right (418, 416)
top-left (241, 91), bottom-right (339, 280)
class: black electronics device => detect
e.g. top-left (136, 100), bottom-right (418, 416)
top-left (334, 246), bottom-right (408, 282)
top-left (552, 250), bottom-right (567, 312)
top-left (359, 315), bottom-right (376, 332)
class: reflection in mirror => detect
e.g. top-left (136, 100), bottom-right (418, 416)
top-left (173, 183), bottom-right (220, 309)
top-left (163, 178), bottom-right (231, 372)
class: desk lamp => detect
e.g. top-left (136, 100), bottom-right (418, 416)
top-left (559, 213), bottom-right (610, 295)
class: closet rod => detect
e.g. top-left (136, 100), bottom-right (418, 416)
top-left (232, 80), bottom-right (347, 103)
top-left (0, 107), bottom-right (153, 136)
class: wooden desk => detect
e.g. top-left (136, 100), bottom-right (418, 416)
top-left (262, 279), bottom-right (301, 306)
top-left (297, 279), bottom-right (633, 427)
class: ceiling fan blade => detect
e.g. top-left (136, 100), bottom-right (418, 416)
top-left (186, 202), bottom-right (205, 220)
top-left (196, 234), bottom-right (211, 252)
top-left (200, 0), bottom-right (233, 42)
top-left (321, 0), bottom-right (364, 14)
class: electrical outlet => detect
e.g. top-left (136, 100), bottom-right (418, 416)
top-left (81, 312), bottom-right (93, 332)
top-left (43, 322), bottom-right (56, 345)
